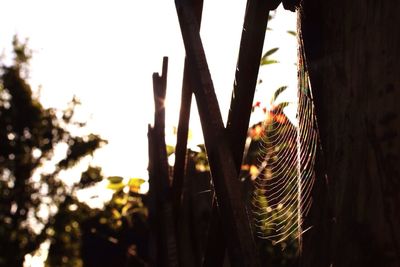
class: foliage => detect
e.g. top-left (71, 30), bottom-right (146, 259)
top-left (260, 47), bottom-right (280, 66)
top-left (79, 175), bottom-right (149, 267)
top-left (105, 176), bottom-right (147, 229)
top-left (45, 167), bottom-right (149, 267)
top-left (0, 36), bottom-right (106, 267)
top-left (45, 196), bottom-right (90, 267)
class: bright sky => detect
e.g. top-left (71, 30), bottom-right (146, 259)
top-left (0, 0), bottom-right (297, 181)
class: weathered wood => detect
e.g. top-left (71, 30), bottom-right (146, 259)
top-left (300, 1), bottom-right (400, 266)
top-left (148, 57), bottom-right (179, 267)
top-left (226, 0), bottom-right (271, 178)
top-left (170, 1), bottom-right (204, 266)
top-left (202, 0), bottom-right (271, 265)
top-left (202, 199), bottom-right (226, 267)
top-left (174, 1), bottom-right (260, 266)
top-left (171, 0), bottom-right (204, 225)
top-left (171, 60), bottom-right (193, 222)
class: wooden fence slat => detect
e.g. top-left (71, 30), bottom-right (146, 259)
top-left (202, 198), bottom-right (226, 267)
top-left (202, 0), bottom-right (271, 266)
top-left (171, 0), bottom-right (204, 224)
top-left (174, 1), bottom-right (261, 266)
top-left (171, 60), bottom-right (193, 221)
top-left (170, 2), bottom-right (204, 265)
top-left (148, 57), bottom-right (179, 267)
top-left (226, 0), bottom-right (271, 171)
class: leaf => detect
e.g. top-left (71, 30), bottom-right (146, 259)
top-left (260, 59), bottom-right (279, 66)
top-left (128, 178), bottom-right (145, 187)
top-left (108, 176), bottom-right (123, 184)
top-left (107, 176), bottom-right (125, 191)
top-left (166, 145), bottom-right (175, 156)
top-left (121, 203), bottom-right (132, 216)
top-left (107, 182), bottom-right (125, 191)
top-left (261, 48), bottom-right (279, 59)
top-left (287, 30), bottom-right (296, 36)
top-left (271, 86), bottom-right (288, 103)
top-left (113, 195), bottom-right (128, 205)
top-left (260, 48), bottom-right (279, 66)
top-left (128, 178), bottom-right (145, 193)
top-left (111, 208), bottom-right (121, 219)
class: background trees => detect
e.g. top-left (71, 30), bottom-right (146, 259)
top-left (0, 37), bottom-right (105, 266)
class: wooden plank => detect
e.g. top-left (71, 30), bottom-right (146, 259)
top-left (202, 0), bottom-right (271, 266)
top-left (174, 1), bottom-right (260, 266)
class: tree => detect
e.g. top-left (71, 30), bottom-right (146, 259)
top-left (45, 166), bottom-right (103, 267)
top-left (0, 37), bottom-right (106, 267)
top-left (44, 168), bottom-right (149, 267)
top-left (298, 2), bottom-right (400, 266)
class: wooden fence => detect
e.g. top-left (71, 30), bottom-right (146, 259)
top-left (147, 1), bottom-right (296, 266)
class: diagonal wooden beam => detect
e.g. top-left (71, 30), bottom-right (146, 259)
top-left (174, 1), bottom-right (261, 266)
top-left (171, 1), bottom-right (204, 266)
top-left (203, 0), bottom-right (271, 266)
top-left (226, 0), bottom-right (271, 171)
top-left (171, 0), bottom-right (204, 225)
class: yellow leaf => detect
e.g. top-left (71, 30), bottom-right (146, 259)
top-left (107, 182), bottom-right (125, 191)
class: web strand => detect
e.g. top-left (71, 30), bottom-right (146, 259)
top-left (252, 48), bottom-right (318, 249)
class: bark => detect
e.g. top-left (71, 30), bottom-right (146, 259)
top-left (300, 1), bottom-right (400, 267)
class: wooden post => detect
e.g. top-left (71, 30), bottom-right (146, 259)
top-left (171, 60), bottom-right (193, 221)
top-left (174, 1), bottom-right (260, 266)
top-left (171, 0), bottom-right (204, 223)
top-left (203, 0), bottom-right (271, 266)
top-left (299, 1), bottom-right (400, 266)
top-left (148, 57), bottom-right (179, 267)
top-left (170, 1), bottom-right (204, 265)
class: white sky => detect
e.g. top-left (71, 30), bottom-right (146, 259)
top-left (0, 0), bottom-right (297, 180)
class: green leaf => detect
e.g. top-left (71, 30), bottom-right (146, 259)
top-left (260, 48), bottom-right (279, 66)
top-left (287, 30), bottom-right (296, 36)
top-left (271, 86), bottom-right (288, 103)
top-left (262, 48), bottom-right (279, 59)
top-left (260, 59), bottom-right (279, 66)
top-left (108, 176), bottom-right (123, 184)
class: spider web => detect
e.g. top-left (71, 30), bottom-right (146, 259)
top-left (252, 48), bottom-right (318, 247)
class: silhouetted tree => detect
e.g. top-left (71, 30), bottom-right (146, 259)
top-left (0, 37), bottom-right (105, 267)
top-left (45, 166), bottom-right (103, 267)
top-left (45, 167), bottom-right (150, 267)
